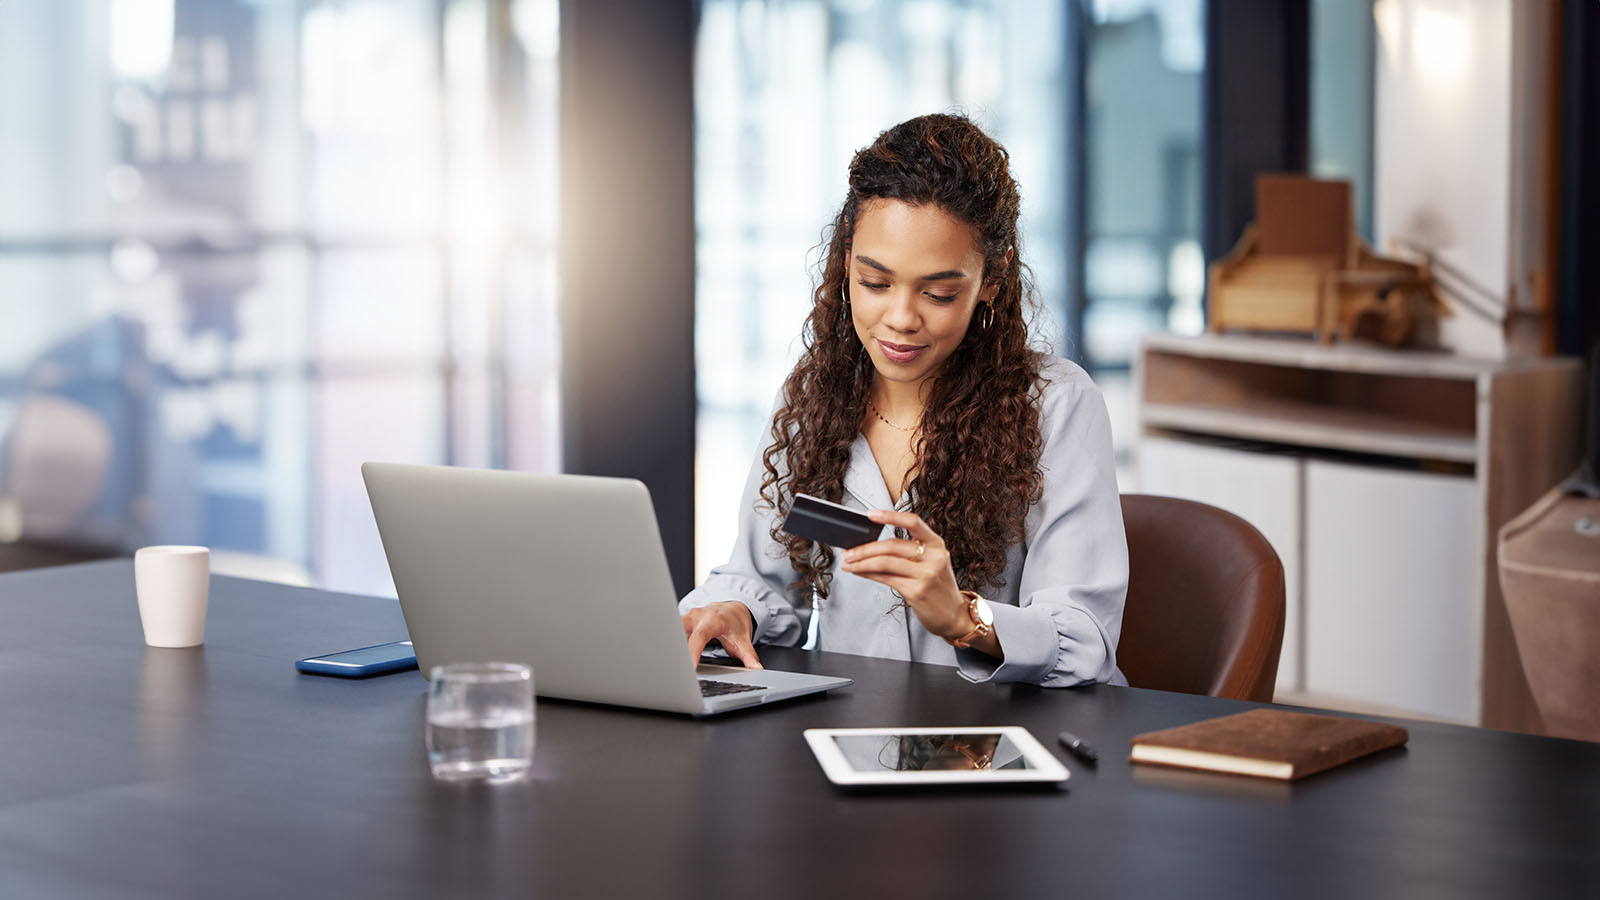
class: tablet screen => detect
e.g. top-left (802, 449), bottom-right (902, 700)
top-left (828, 732), bottom-right (1037, 773)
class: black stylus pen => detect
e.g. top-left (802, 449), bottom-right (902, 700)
top-left (1057, 730), bottom-right (1099, 766)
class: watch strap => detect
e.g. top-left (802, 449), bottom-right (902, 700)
top-left (947, 590), bottom-right (992, 649)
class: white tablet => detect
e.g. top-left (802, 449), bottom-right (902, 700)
top-left (803, 726), bottom-right (1069, 787)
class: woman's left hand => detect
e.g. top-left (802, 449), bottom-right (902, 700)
top-left (840, 509), bottom-right (967, 641)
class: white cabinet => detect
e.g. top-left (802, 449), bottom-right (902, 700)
top-left (1137, 437), bottom-right (1304, 694)
top-left (1303, 460), bottom-right (1478, 723)
top-left (1134, 333), bottom-right (1583, 731)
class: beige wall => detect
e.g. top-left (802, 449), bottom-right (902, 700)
top-left (1373, 0), bottom-right (1559, 359)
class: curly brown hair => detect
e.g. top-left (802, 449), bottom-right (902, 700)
top-left (759, 113), bottom-right (1046, 602)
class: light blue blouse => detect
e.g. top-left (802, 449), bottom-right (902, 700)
top-left (679, 354), bottom-right (1128, 687)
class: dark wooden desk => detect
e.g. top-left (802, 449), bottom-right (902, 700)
top-left (1, 561), bottom-right (1596, 899)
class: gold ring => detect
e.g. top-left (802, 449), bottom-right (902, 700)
top-left (915, 540), bottom-right (926, 561)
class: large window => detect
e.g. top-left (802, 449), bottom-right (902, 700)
top-left (693, 0), bottom-right (1080, 581)
top-left (1080, 0), bottom-right (1206, 468)
top-left (1310, 0), bottom-right (1375, 243)
top-left (693, 0), bottom-right (1208, 579)
top-left (0, 0), bottom-right (561, 595)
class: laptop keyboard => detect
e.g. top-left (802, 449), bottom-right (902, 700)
top-left (700, 679), bottom-right (767, 697)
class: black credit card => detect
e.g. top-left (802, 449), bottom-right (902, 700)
top-left (781, 493), bottom-right (880, 548)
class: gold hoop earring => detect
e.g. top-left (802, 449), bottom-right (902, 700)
top-left (979, 303), bottom-right (994, 331)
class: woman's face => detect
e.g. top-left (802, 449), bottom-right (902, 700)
top-left (847, 198), bottom-right (992, 389)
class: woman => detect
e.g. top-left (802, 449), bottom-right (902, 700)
top-left (680, 113), bottom-right (1127, 687)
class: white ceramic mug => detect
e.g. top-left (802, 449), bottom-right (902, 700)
top-left (134, 546), bottom-right (211, 648)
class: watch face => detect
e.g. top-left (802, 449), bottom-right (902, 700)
top-left (973, 597), bottom-right (995, 627)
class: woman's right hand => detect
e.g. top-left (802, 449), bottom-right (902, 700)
top-left (682, 601), bottom-right (764, 670)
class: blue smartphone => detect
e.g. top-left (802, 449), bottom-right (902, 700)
top-left (295, 640), bottom-right (418, 678)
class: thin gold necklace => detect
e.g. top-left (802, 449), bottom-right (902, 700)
top-left (869, 399), bottom-right (916, 432)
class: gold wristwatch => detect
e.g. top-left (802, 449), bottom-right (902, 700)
top-left (946, 590), bottom-right (995, 649)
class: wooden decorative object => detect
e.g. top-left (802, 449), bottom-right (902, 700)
top-left (1319, 247), bottom-right (1450, 347)
top-left (1209, 175), bottom-right (1446, 346)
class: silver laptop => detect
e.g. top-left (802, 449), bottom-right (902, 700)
top-left (361, 462), bottom-right (851, 715)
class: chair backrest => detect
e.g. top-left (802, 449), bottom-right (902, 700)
top-left (1116, 494), bottom-right (1286, 702)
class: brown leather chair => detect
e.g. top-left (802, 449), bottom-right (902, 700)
top-left (1116, 494), bottom-right (1286, 702)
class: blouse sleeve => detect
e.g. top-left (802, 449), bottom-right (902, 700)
top-left (677, 411), bottom-right (806, 648)
top-left (954, 369), bottom-right (1128, 687)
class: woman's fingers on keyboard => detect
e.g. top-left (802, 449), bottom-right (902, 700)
top-left (682, 602), bottom-right (763, 669)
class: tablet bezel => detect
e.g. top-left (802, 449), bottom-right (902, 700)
top-left (803, 726), bottom-right (1070, 786)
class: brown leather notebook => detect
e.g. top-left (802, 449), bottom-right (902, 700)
top-left (1129, 708), bottom-right (1409, 781)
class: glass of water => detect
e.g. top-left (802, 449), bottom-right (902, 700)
top-left (426, 662), bottom-right (535, 783)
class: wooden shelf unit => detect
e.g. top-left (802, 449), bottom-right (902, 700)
top-left (1135, 333), bottom-right (1584, 732)
top-left (1141, 401), bottom-right (1478, 464)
